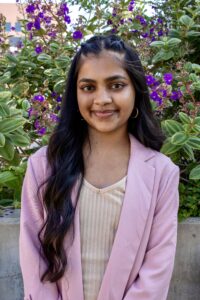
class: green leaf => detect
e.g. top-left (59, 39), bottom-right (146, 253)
top-left (6, 54), bottom-right (19, 63)
top-left (12, 82), bottom-right (30, 97)
top-left (167, 38), bottom-right (182, 47)
top-left (0, 140), bottom-right (14, 160)
top-left (54, 80), bottom-right (66, 94)
top-left (186, 31), bottom-right (200, 37)
top-left (161, 138), bottom-right (182, 155)
top-left (0, 117), bottom-right (26, 134)
top-left (37, 53), bottom-right (52, 64)
top-left (0, 72), bottom-right (11, 84)
top-left (55, 56), bottom-right (71, 69)
top-left (192, 63), bottom-right (200, 73)
top-left (22, 99), bottom-right (30, 110)
top-left (194, 117), bottom-right (200, 125)
top-left (0, 91), bottom-right (12, 102)
top-left (182, 144), bottom-right (195, 161)
top-left (162, 120), bottom-right (184, 136)
top-left (187, 137), bottom-right (200, 149)
top-left (189, 165), bottom-right (200, 180)
top-left (0, 132), bottom-right (5, 147)
top-left (150, 41), bottom-right (165, 48)
top-left (152, 50), bottom-right (174, 63)
top-left (189, 73), bottom-right (198, 82)
top-left (171, 132), bottom-right (189, 145)
top-left (179, 15), bottom-right (194, 27)
top-left (0, 171), bottom-right (17, 185)
top-left (179, 112), bottom-right (191, 124)
top-left (0, 103), bottom-right (10, 116)
top-left (19, 61), bottom-right (36, 69)
top-left (8, 133), bottom-right (30, 147)
top-left (49, 42), bottom-right (60, 52)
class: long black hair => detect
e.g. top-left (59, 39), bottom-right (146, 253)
top-left (38, 34), bottom-right (166, 282)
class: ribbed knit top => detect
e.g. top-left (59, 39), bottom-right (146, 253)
top-left (79, 175), bottom-right (127, 300)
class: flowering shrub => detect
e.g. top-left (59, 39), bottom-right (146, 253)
top-left (0, 0), bottom-right (199, 218)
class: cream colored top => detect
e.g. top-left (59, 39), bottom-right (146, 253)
top-left (79, 176), bottom-right (127, 300)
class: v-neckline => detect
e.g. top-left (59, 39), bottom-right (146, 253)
top-left (83, 175), bottom-right (127, 193)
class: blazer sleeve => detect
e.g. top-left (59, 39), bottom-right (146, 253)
top-left (123, 165), bottom-right (180, 300)
top-left (19, 155), bottom-right (62, 300)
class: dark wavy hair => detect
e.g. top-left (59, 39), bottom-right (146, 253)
top-left (37, 34), bottom-right (166, 283)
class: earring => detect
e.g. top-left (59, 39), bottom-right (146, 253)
top-left (131, 107), bottom-right (139, 119)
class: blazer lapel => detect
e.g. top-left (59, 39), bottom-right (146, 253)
top-left (97, 134), bottom-right (156, 300)
top-left (62, 134), bottom-right (156, 300)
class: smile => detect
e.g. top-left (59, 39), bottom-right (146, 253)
top-left (92, 110), bottom-right (117, 118)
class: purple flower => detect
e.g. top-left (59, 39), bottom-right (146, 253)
top-left (130, 0), bottom-right (135, 4)
top-left (163, 73), bottom-right (173, 85)
top-left (51, 92), bottom-right (57, 98)
top-left (38, 12), bottom-right (44, 18)
top-left (158, 30), bottom-right (163, 36)
top-left (60, 3), bottom-right (69, 14)
top-left (56, 105), bottom-right (61, 111)
top-left (128, 4), bottom-right (134, 11)
top-left (50, 113), bottom-right (59, 122)
top-left (150, 28), bottom-right (154, 34)
top-left (26, 4), bottom-right (35, 14)
top-left (48, 31), bottom-right (57, 38)
top-left (120, 19), bottom-right (124, 24)
top-left (27, 107), bottom-right (33, 118)
top-left (29, 33), bottom-right (33, 40)
top-left (170, 90), bottom-right (182, 101)
top-left (44, 16), bottom-right (51, 24)
top-left (112, 7), bottom-right (117, 17)
top-left (151, 36), bottom-right (156, 42)
top-left (26, 22), bottom-right (33, 31)
top-left (162, 89), bottom-right (167, 97)
top-left (34, 18), bottom-right (41, 30)
top-left (11, 26), bottom-right (15, 31)
top-left (150, 91), bottom-right (162, 104)
top-left (64, 15), bottom-right (71, 24)
top-left (33, 95), bottom-right (45, 102)
top-left (37, 127), bottom-right (46, 135)
top-left (34, 119), bottom-right (40, 129)
top-left (157, 18), bottom-right (163, 24)
top-left (107, 19), bottom-right (113, 25)
top-left (56, 96), bottom-right (62, 102)
top-left (72, 30), bottom-right (83, 40)
top-left (146, 75), bottom-right (157, 86)
top-left (136, 15), bottom-right (147, 26)
top-left (35, 45), bottom-right (42, 54)
top-left (141, 32), bottom-right (149, 38)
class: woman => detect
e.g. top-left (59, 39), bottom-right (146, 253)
top-left (19, 34), bottom-right (180, 300)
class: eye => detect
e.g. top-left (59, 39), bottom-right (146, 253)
top-left (111, 83), bottom-right (126, 89)
top-left (80, 85), bottom-right (94, 92)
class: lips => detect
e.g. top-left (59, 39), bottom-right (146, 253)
top-left (92, 110), bottom-right (117, 118)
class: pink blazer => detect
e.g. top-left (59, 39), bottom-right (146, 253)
top-left (19, 134), bottom-right (180, 300)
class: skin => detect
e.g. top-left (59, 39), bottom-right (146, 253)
top-left (76, 50), bottom-right (136, 188)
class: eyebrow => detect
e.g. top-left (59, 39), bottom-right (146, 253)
top-left (78, 75), bottom-right (128, 83)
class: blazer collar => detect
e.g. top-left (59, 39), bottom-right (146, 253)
top-left (62, 134), bottom-right (156, 300)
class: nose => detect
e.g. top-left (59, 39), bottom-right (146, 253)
top-left (93, 88), bottom-right (112, 105)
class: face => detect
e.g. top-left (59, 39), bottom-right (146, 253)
top-left (76, 50), bottom-right (136, 136)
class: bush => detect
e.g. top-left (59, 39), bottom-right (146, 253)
top-left (0, 0), bottom-right (199, 219)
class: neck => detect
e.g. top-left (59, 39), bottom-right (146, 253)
top-left (84, 127), bottom-right (130, 154)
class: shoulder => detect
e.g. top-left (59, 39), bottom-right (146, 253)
top-left (130, 134), bottom-right (179, 175)
top-left (27, 145), bottom-right (50, 180)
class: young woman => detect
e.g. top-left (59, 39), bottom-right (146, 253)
top-left (19, 34), bottom-right (180, 300)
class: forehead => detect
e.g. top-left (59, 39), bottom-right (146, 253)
top-left (77, 51), bottom-right (127, 79)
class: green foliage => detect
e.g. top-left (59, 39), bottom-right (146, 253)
top-left (0, 0), bottom-right (199, 219)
